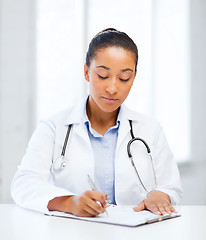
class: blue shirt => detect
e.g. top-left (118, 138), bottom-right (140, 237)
top-left (83, 112), bottom-right (120, 205)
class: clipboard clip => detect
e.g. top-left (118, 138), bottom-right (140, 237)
top-left (146, 213), bottom-right (181, 224)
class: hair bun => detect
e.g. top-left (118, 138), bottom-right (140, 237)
top-left (101, 28), bottom-right (118, 32)
top-left (94, 28), bottom-right (118, 38)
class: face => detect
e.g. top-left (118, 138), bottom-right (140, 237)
top-left (84, 46), bottom-right (136, 114)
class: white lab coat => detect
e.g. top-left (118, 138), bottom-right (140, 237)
top-left (11, 97), bottom-right (183, 214)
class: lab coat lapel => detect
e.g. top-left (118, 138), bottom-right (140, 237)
top-left (115, 105), bottom-right (145, 205)
top-left (115, 105), bottom-right (133, 196)
top-left (116, 118), bottom-right (130, 152)
top-left (75, 122), bottom-right (91, 145)
top-left (116, 104), bottom-right (137, 151)
top-left (63, 96), bottom-right (94, 179)
top-left (70, 97), bottom-right (93, 161)
top-left (63, 96), bottom-right (92, 148)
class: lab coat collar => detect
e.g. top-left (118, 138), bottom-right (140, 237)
top-left (64, 95), bottom-right (139, 126)
top-left (118, 104), bottom-right (139, 123)
top-left (63, 95), bottom-right (89, 126)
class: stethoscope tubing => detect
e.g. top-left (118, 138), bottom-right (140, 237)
top-left (61, 124), bottom-right (72, 157)
top-left (127, 137), bottom-right (151, 157)
top-left (128, 120), bottom-right (157, 192)
top-left (54, 120), bottom-right (157, 193)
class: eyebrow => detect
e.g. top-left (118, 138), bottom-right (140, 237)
top-left (96, 65), bottom-right (110, 70)
top-left (96, 65), bottom-right (133, 72)
top-left (121, 68), bottom-right (133, 72)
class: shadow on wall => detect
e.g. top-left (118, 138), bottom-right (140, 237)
top-left (179, 161), bottom-right (206, 205)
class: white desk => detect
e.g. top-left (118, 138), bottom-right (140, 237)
top-left (1, 205), bottom-right (206, 240)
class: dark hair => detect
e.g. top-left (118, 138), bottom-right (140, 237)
top-left (86, 28), bottom-right (138, 71)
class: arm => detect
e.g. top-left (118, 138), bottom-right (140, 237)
top-left (11, 119), bottom-right (108, 216)
top-left (48, 191), bottom-right (107, 217)
top-left (134, 125), bottom-right (183, 215)
top-left (11, 120), bottom-right (74, 214)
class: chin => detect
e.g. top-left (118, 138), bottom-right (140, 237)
top-left (100, 105), bottom-right (120, 113)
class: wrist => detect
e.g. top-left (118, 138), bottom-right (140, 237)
top-left (146, 190), bottom-right (155, 198)
top-left (47, 195), bottom-right (75, 213)
top-left (146, 190), bottom-right (171, 202)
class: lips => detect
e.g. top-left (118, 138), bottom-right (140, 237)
top-left (102, 96), bottom-right (119, 103)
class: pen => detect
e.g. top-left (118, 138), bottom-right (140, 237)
top-left (87, 174), bottom-right (109, 216)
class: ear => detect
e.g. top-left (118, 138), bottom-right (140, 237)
top-left (84, 64), bottom-right (90, 82)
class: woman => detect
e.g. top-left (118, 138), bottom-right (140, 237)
top-left (11, 28), bottom-right (183, 217)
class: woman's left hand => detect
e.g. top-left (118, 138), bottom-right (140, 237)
top-left (133, 190), bottom-right (177, 215)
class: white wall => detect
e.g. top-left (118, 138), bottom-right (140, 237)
top-left (0, 0), bottom-right (36, 202)
top-left (179, 0), bottom-right (206, 205)
top-left (36, 0), bottom-right (88, 121)
top-left (0, 0), bottom-right (206, 205)
top-left (190, 0), bottom-right (206, 162)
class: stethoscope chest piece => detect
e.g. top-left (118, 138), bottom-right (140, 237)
top-left (53, 156), bottom-right (66, 171)
top-left (52, 124), bottom-right (72, 171)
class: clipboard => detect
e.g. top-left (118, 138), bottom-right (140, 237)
top-left (47, 205), bottom-right (181, 227)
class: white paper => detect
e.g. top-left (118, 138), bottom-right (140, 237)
top-left (47, 205), bottom-right (180, 227)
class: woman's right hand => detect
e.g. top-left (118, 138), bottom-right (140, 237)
top-left (48, 190), bottom-right (108, 217)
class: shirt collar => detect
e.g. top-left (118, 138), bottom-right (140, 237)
top-left (83, 101), bottom-right (120, 137)
top-left (82, 103), bottom-right (121, 125)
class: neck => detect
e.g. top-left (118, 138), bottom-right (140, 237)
top-left (86, 97), bottom-right (119, 134)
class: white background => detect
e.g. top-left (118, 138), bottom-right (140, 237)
top-left (37, 0), bottom-right (190, 162)
top-left (0, 0), bottom-right (206, 204)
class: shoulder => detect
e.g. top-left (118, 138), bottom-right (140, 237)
top-left (121, 104), bottom-right (161, 128)
top-left (37, 106), bottom-right (73, 131)
top-left (120, 104), bottom-right (163, 141)
top-left (39, 97), bottom-right (87, 128)
top-left (45, 106), bottom-right (75, 125)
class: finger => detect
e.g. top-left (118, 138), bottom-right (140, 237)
top-left (75, 192), bottom-right (104, 216)
top-left (150, 205), bottom-right (161, 215)
top-left (142, 201), bottom-right (161, 215)
top-left (157, 205), bottom-right (167, 215)
top-left (72, 198), bottom-right (100, 217)
top-left (77, 206), bottom-right (100, 217)
top-left (133, 201), bottom-right (145, 212)
top-left (88, 191), bottom-right (108, 207)
top-left (164, 204), bottom-right (177, 214)
top-left (170, 205), bottom-right (178, 213)
top-left (85, 196), bottom-right (105, 214)
top-left (87, 201), bottom-right (105, 214)
top-left (157, 201), bottom-right (174, 215)
top-left (83, 203), bottom-right (102, 216)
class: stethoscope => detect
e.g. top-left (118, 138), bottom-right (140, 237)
top-left (52, 120), bottom-right (157, 193)
top-left (127, 120), bottom-right (157, 193)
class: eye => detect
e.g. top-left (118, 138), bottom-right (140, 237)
top-left (119, 78), bottom-right (130, 82)
top-left (98, 74), bottom-right (108, 80)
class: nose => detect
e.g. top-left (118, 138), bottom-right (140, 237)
top-left (106, 78), bottom-right (118, 95)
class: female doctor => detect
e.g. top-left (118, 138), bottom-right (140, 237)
top-left (11, 28), bottom-right (183, 217)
